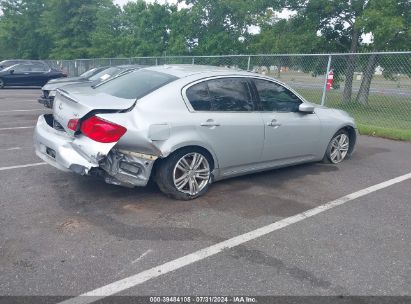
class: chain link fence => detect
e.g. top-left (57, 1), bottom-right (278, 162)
top-left (47, 52), bottom-right (411, 138)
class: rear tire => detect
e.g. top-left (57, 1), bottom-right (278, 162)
top-left (156, 148), bottom-right (213, 200)
top-left (0, 78), bottom-right (4, 89)
top-left (323, 129), bottom-right (350, 164)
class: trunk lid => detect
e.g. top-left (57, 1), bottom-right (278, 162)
top-left (53, 88), bottom-right (135, 134)
top-left (52, 88), bottom-right (136, 165)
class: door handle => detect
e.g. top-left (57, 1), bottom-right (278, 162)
top-left (201, 119), bottom-right (220, 127)
top-left (267, 119), bottom-right (281, 128)
top-left (201, 122), bottom-right (220, 127)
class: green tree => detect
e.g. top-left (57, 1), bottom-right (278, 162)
top-left (41, 0), bottom-right (111, 59)
top-left (167, 7), bottom-right (197, 55)
top-left (121, 0), bottom-right (173, 57)
top-left (250, 14), bottom-right (324, 54)
top-left (0, 0), bottom-right (51, 59)
top-left (182, 0), bottom-right (269, 55)
top-left (89, 1), bottom-right (123, 57)
top-left (355, 0), bottom-right (411, 105)
top-left (279, 0), bottom-right (371, 103)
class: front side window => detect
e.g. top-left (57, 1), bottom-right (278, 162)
top-left (6, 64), bottom-right (29, 73)
top-left (254, 79), bottom-right (301, 112)
top-left (186, 77), bottom-right (254, 111)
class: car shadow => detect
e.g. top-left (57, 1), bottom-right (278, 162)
top-left (51, 161), bottom-right (341, 242)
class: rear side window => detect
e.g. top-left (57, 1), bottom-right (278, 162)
top-left (94, 70), bottom-right (178, 99)
top-left (186, 82), bottom-right (210, 111)
top-left (186, 77), bottom-right (254, 111)
top-left (254, 79), bottom-right (301, 112)
top-left (31, 63), bottom-right (49, 72)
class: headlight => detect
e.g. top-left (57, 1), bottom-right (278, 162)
top-left (49, 90), bottom-right (56, 97)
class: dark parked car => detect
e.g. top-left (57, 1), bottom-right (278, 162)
top-left (0, 62), bottom-right (66, 89)
top-left (0, 59), bottom-right (50, 70)
top-left (38, 65), bottom-right (142, 108)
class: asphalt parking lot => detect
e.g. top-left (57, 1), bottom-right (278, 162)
top-left (0, 89), bottom-right (410, 301)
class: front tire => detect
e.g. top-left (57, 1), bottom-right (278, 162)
top-left (156, 148), bottom-right (212, 200)
top-left (323, 130), bottom-right (350, 164)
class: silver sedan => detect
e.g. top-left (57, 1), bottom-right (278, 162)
top-left (34, 65), bottom-right (357, 200)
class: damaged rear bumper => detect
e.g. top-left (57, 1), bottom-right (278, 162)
top-left (33, 114), bottom-right (157, 187)
top-left (100, 149), bottom-right (157, 187)
top-left (34, 114), bottom-right (96, 173)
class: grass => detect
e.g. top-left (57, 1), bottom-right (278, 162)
top-left (295, 88), bottom-right (411, 142)
top-left (357, 124), bottom-right (411, 141)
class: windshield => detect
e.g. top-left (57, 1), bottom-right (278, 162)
top-left (0, 61), bottom-right (9, 69)
top-left (94, 69), bottom-right (178, 99)
top-left (88, 67), bottom-right (122, 81)
top-left (2, 64), bottom-right (19, 71)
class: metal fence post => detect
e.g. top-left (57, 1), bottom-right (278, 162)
top-left (321, 55), bottom-right (332, 106)
top-left (74, 60), bottom-right (78, 76)
top-left (247, 56), bottom-right (251, 71)
top-left (156, 58), bottom-right (158, 66)
top-left (192, 57), bottom-right (195, 65)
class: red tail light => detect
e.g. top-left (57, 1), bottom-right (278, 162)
top-left (80, 116), bottom-right (127, 143)
top-left (67, 119), bottom-right (79, 131)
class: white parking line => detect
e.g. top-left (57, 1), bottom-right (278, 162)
top-left (59, 172), bottom-right (411, 304)
top-left (0, 126), bottom-right (34, 131)
top-left (0, 162), bottom-right (46, 171)
top-left (0, 147), bottom-right (22, 151)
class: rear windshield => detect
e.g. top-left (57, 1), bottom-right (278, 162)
top-left (80, 67), bottom-right (102, 78)
top-left (89, 67), bottom-right (122, 81)
top-left (93, 69), bottom-right (178, 99)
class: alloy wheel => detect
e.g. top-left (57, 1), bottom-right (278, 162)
top-left (173, 152), bottom-right (210, 195)
top-left (329, 133), bottom-right (349, 164)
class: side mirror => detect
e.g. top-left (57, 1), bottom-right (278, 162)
top-left (9, 70), bottom-right (14, 74)
top-left (299, 103), bottom-right (315, 114)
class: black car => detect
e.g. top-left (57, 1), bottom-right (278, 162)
top-left (0, 62), bottom-right (66, 89)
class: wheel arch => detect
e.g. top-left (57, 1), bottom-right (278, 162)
top-left (173, 145), bottom-right (215, 168)
top-left (340, 125), bottom-right (357, 156)
top-left (326, 125), bottom-right (357, 157)
top-left (151, 143), bottom-right (219, 181)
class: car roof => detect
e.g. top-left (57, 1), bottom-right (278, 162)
top-left (0, 59), bottom-right (47, 63)
top-left (144, 64), bottom-right (253, 78)
top-left (116, 64), bottom-right (145, 69)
